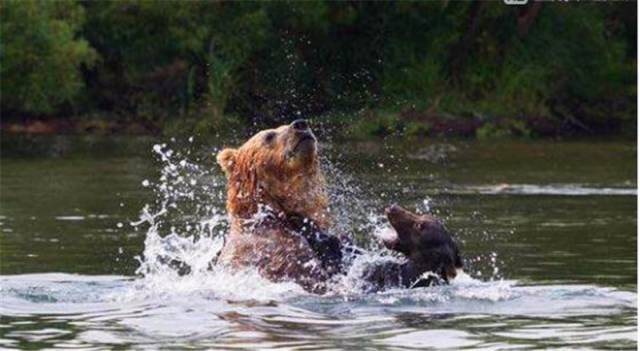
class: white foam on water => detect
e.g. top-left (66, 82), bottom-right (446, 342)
top-left (55, 216), bottom-right (85, 221)
top-left (1, 273), bottom-right (634, 317)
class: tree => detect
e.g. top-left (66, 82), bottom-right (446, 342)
top-left (1, 0), bottom-right (97, 115)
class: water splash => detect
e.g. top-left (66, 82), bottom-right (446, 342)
top-left (320, 153), bottom-right (386, 250)
top-left (127, 138), bottom-right (509, 299)
top-left (129, 141), bottom-right (232, 291)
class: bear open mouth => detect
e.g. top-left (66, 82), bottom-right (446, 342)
top-left (375, 226), bottom-right (400, 250)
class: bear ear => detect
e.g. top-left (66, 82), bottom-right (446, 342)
top-left (216, 148), bottom-right (238, 177)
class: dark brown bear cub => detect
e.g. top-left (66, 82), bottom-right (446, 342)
top-left (383, 204), bottom-right (463, 286)
top-left (300, 204), bottom-right (464, 291)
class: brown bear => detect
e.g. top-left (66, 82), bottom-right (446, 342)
top-left (216, 120), bottom-right (463, 293)
top-left (216, 119), bottom-right (339, 293)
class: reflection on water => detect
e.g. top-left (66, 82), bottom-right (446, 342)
top-left (0, 135), bottom-right (636, 349)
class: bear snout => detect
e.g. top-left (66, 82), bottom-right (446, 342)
top-left (385, 204), bottom-right (400, 216)
top-left (287, 128), bottom-right (317, 162)
top-left (385, 204), bottom-right (419, 235)
top-left (291, 119), bottom-right (309, 131)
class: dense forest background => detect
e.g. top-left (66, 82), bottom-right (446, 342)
top-left (1, 1), bottom-right (636, 138)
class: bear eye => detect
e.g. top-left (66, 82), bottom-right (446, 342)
top-left (264, 132), bottom-right (277, 144)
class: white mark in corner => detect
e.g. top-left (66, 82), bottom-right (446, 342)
top-left (504, 0), bottom-right (528, 5)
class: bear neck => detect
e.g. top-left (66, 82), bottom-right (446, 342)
top-left (227, 167), bottom-right (330, 231)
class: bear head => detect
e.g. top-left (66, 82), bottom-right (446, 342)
top-left (383, 204), bottom-right (463, 281)
top-left (217, 120), bottom-right (330, 228)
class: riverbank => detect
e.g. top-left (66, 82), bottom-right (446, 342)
top-left (2, 108), bottom-right (636, 140)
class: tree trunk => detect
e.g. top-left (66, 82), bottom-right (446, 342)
top-left (448, 0), bottom-right (484, 80)
top-left (517, 2), bottom-right (544, 38)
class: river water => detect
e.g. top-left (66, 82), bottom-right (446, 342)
top-left (0, 134), bottom-right (636, 349)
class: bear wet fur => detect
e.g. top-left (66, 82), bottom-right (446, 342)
top-left (216, 120), bottom-right (463, 293)
top-left (216, 120), bottom-right (340, 293)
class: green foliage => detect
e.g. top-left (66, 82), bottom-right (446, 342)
top-left (1, 1), bottom-right (636, 137)
top-left (475, 119), bottom-right (531, 140)
top-left (80, 1), bottom-right (271, 123)
top-left (348, 110), bottom-right (435, 138)
top-left (377, 2), bottom-right (634, 136)
top-left (350, 111), bottom-right (403, 138)
top-left (1, 0), bottom-right (97, 114)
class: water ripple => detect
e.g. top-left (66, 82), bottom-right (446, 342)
top-left (445, 184), bottom-right (637, 196)
top-left (1, 273), bottom-right (634, 349)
